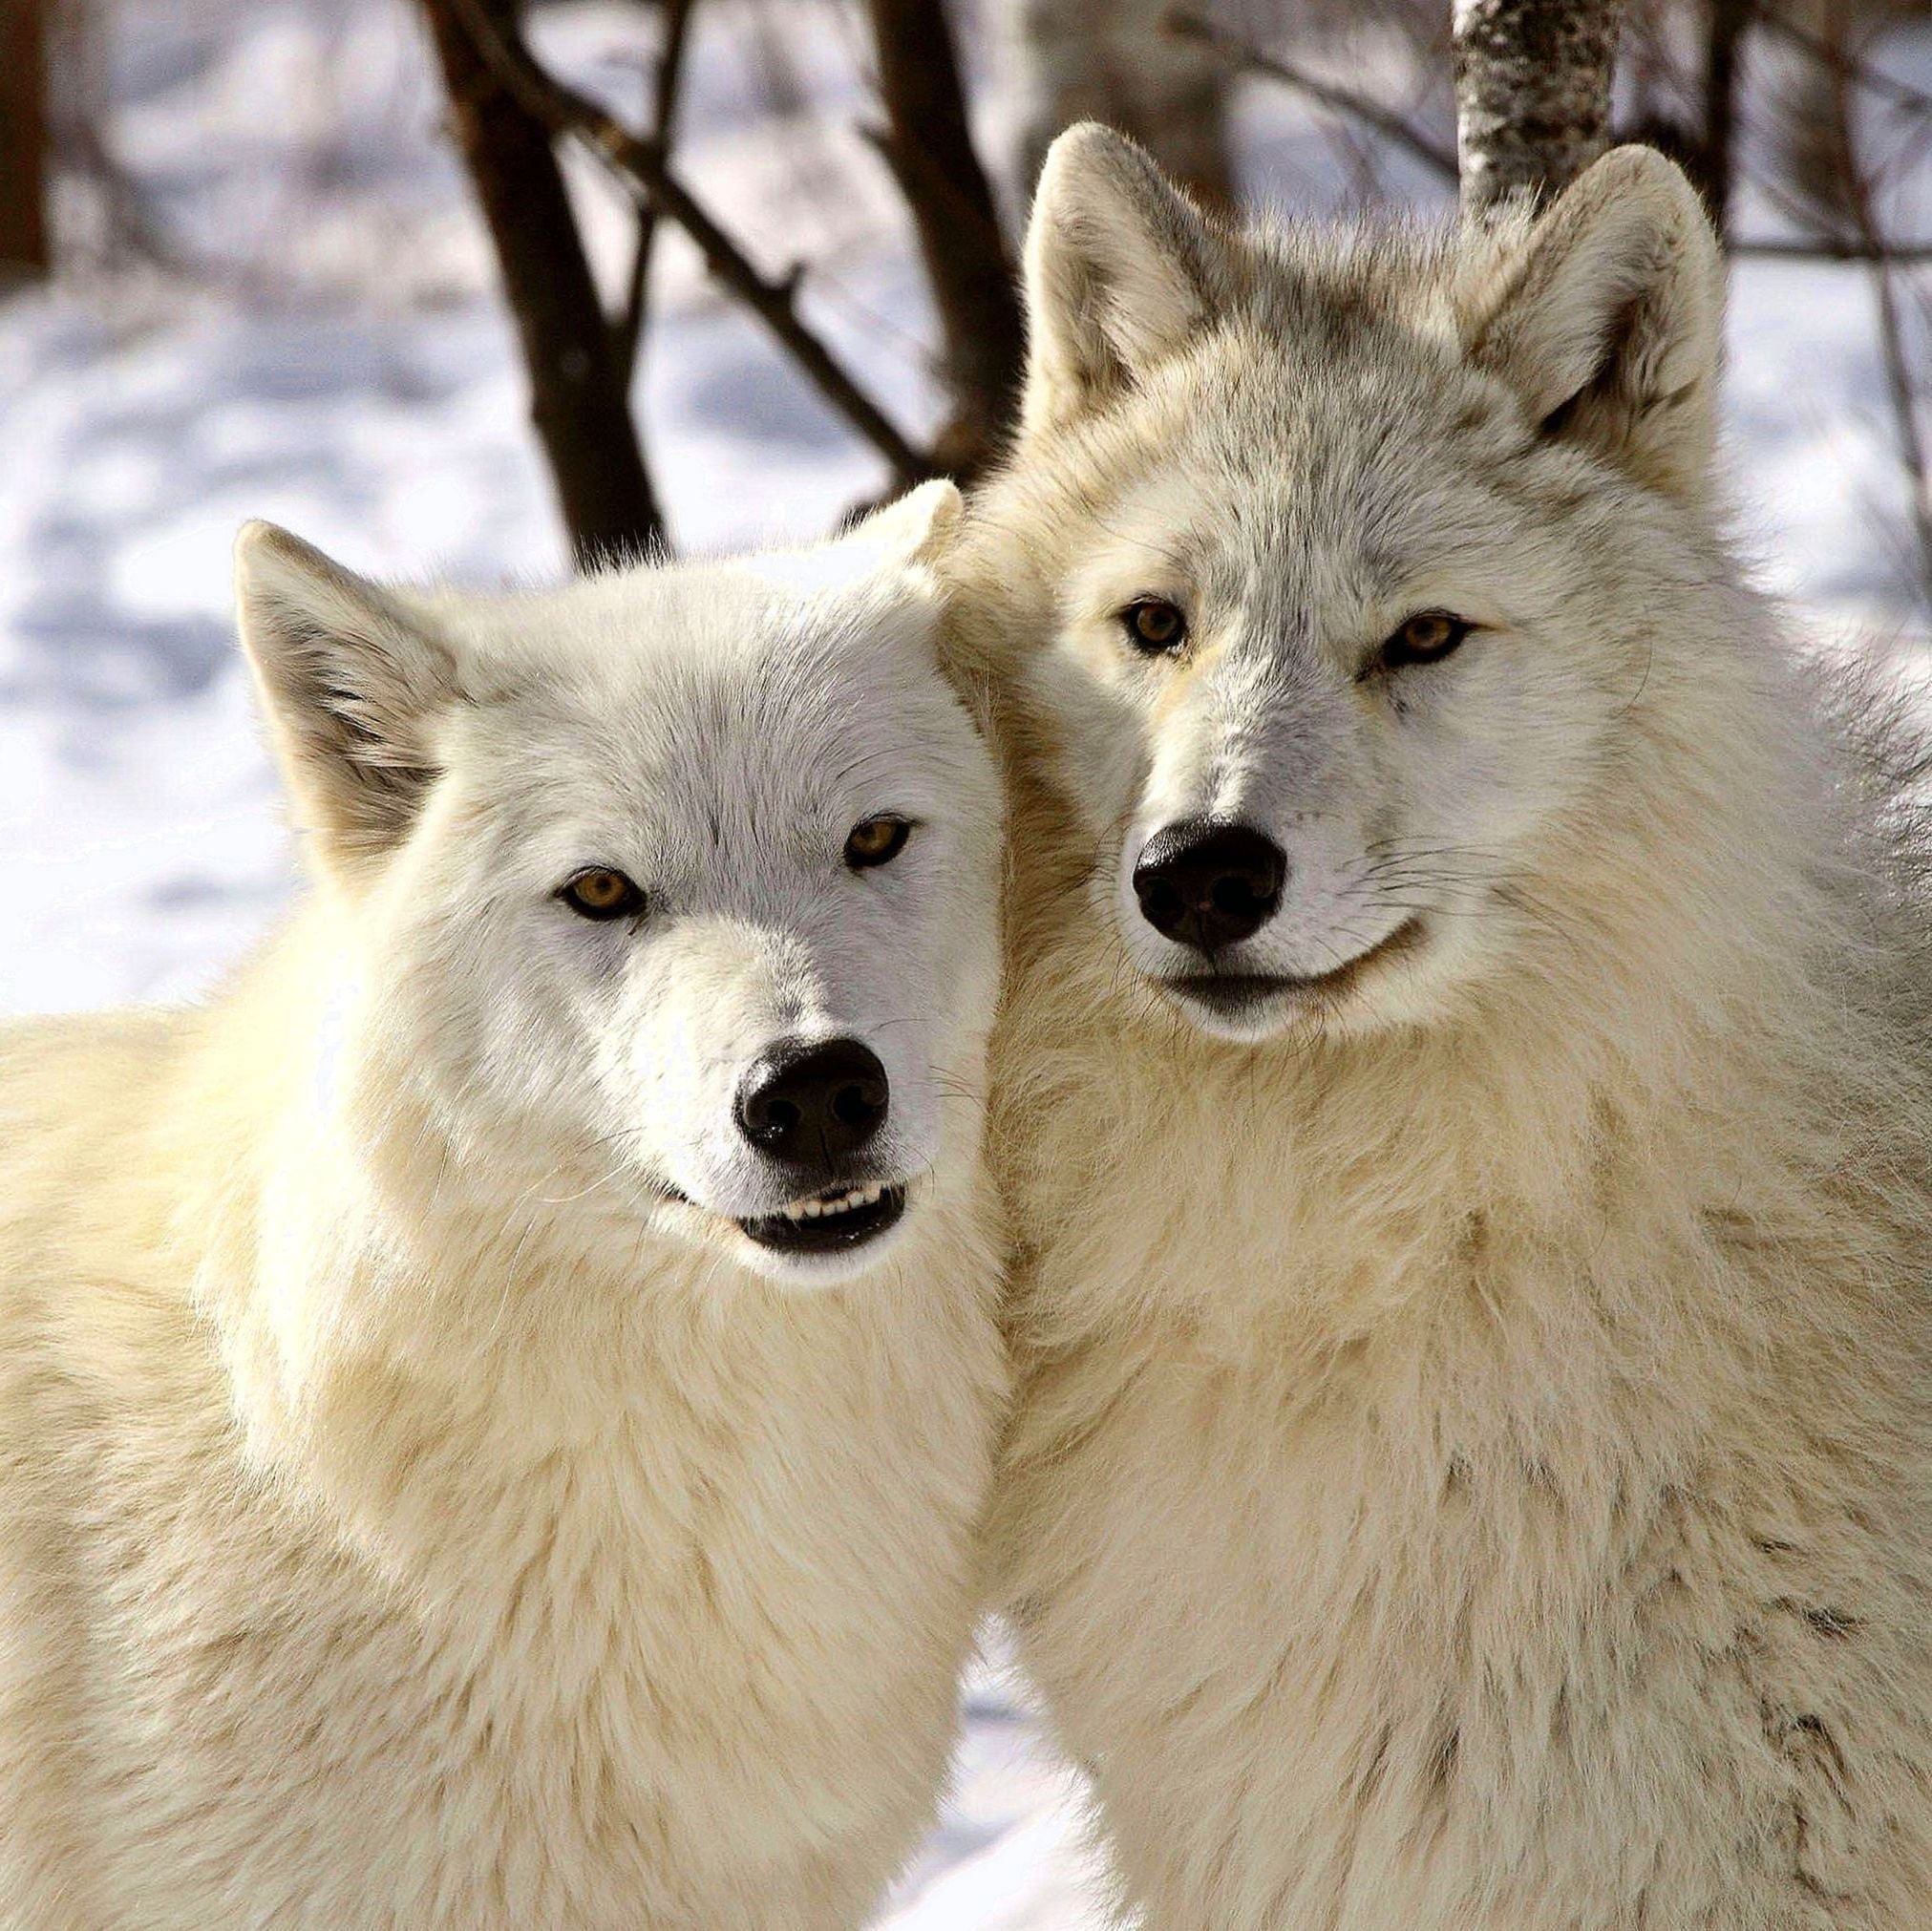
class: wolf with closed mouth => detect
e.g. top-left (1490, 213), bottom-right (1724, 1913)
top-left (959, 126), bottom-right (1932, 1926)
top-left (0, 483), bottom-right (1006, 1928)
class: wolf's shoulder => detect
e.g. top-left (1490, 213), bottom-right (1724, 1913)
top-left (0, 1008), bottom-right (195, 1268)
top-left (0, 1007), bottom-right (181, 1134)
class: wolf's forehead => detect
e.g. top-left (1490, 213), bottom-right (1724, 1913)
top-left (520, 638), bottom-right (864, 764)
top-left (480, 624), bottom-right (942, 842)
top-left (1107, 446), bottom-right (1477, 603)
top-left (1099, 339), bottom-right (1516, 585)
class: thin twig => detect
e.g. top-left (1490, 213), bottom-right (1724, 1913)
top-left (447, 0), bottom-right (933, 484)
top-left (1868, 262), bottom-right (1932, 596)
top-left (1815, 11), bottom-right (1932, 608)
top-left (1730, 236), bottom-right (1932, 262)
top-left (1165, 9), bottom-right (1458, 184)
top-left (612, 0), bottom-right (696, 391)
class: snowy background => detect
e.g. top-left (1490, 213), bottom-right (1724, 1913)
top-left (1, 1), bottom-right (1927, 1920)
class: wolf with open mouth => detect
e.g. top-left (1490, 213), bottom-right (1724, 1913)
top-left (0, 481), bottom-right (1007, 1928)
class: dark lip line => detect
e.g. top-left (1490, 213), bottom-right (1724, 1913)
top-left (1162, 917), bottom-right (1424, 1003)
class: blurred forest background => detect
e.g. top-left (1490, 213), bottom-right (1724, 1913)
top-left (1, 0), bottom-right (1929, 1919)
top-left (6, 0), bottom-right (1927, 559)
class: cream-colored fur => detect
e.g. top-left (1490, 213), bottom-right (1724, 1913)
top-left (959, 127), bottom-right (1932, 1927)
top-left (0, 488), bottom-right (1008, 1929)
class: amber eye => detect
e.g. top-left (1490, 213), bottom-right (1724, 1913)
top-left (844, 816), bottom-right (911, 870)
top-left (1121, 599), bottom-right (1187, 653)
top-left (1381, 610), bottom-right (1473, 670)
top-left (559, 867), bottom-right (646, 921)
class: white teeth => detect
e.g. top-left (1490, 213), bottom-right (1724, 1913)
top-left (775, 1182), bottom-right (889, 1223)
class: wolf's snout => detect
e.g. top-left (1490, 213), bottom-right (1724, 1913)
top-left (735, 1038), bottom-right (889, 1163)
top-left (1133, 820), bottom-right (1286, 952)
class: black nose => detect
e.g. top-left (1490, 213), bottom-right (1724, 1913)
top-left (1132, 818), bottom-right (1286, 952)
top-left (736, 1038), bottom-right (889, 1162)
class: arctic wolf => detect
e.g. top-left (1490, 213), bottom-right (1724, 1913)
top-left (0, 484), bottom-right (1006, 1929)
top-left (960, 126), bottom-right (1932, 1927)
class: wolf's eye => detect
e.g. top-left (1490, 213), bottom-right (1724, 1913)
top-left (845, 816), bottom-right (911, 870)
top-left (559, 867), bottom-right (646, 921)
top-left (1382, 610), bottom-right (1473, 669)
top-left (1121, 599), bottom-right (1187, 653)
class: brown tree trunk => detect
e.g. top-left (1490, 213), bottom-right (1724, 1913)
top-left (0, 0), bottom-right (52, 282)
top-left (862, 0), bottom-right (1024, 478)
top-left (1698, 0), bottom-right (1751, 231)
top-left (418, 0), bottom-right (661, 563)
top-left (1453, 0), bottom-right (1626, 214)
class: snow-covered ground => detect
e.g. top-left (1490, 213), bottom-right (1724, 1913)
top-left (1, 1), bottom-right (1927, 1920)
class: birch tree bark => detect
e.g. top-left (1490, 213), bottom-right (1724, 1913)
top-left (1452, 0), bottom-right (1626, 214)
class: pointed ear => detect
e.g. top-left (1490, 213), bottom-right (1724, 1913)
top-left (1461, 146), bottom-right (1725, 498)
top-left (847, 478), bottom-right (963, 570)
top-left (1021, 122), bottom-right (1226, 435)
top-left (234, 521), bottom-right (458, 875)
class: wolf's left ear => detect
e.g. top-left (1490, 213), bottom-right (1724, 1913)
top-left (235, 521), bottom-right (459, 877)
top-left (1461, 146), bottom-right (1724, 498)
top-left (1021, 122), bottom-right (1225, 435)
top-left (848, 478), bottom-right (964, 570)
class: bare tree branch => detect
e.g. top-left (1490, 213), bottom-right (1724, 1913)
top-left (860, 0), bottom-right (1023, 479)
top-left (418, 0), bottom-right (661, 563)
top-left (1730, 237), bottom-right (1932, 262)
top-left (611, 0), bottom-right (695, 393)
top-left (446, 0), bottom-right (933, 486)
top-left (1453, 0), bottom-right (1627, 213)
top-left (1165, 11), bottom-right (1459, 185)
top-left (1861, 270), bottom-right (1931, 596)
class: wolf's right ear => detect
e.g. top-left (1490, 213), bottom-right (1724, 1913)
top-left (234, 521), bottom-right (457, 876)
top-left (1021, 122), bottom-right (1224, 435)
top-left (1460, 146), bottom-right (1725, 498)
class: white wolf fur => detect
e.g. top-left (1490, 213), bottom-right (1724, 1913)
top-left (958, 126), bottom-right (1932, 1927)
top-left (0, 485), bottom-right (1008, 1929)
